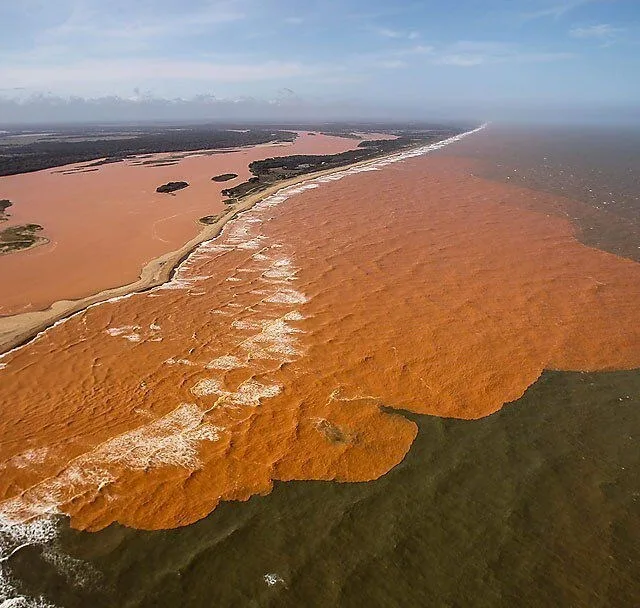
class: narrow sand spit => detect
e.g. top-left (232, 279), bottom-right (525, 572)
top-left (0, 125), bottom-right (638, 534)
top-left (0, 132), bottom-right (375, 318)
top-left (0, 132), bottom-right (402, 353)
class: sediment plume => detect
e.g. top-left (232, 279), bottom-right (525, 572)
top-left (0, 134), bottom-right (639, 534)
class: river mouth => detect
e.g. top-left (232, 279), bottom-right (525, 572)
top-left (1, 124), bottom-right (639, 607)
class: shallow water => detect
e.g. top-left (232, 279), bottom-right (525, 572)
top-left (1, 125), bottom-right (639, 606)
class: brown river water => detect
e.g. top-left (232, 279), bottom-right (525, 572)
top-left (0, 125), bottom-right (639, 607)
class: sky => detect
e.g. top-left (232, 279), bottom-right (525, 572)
top-left (0, 0), bottom-right (638, 123)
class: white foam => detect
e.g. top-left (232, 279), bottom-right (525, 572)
top-left (240, 316), bottom-right (305, 360)
top-left (262, 257), bottom-right (297, 282)
top-left (191, 378), bottom-right (224, 397)
top-left (237, 237), bottom-right (264, 250)
top-left (264, 289), bottom-right (307, 305)
top-left (93, 403), bottom-right (221, 470)
top-left (263, 573), bottom-right (285, 587)
top-left (206, 356), bottom-right (243, 370)
top-left (5, 449), bottom-right (49, 470)
top-left (106, 326), bottom-right (141, 343)
top-left (0, 404), bottom-right (220, 526)
top-left (232, 319), bottom-right (260, 331)
top-left (164, 357), bottom-right (197, 366)
top-left (191, 378), bottom-right (280, 407)
top-left (0, 517), bottom-right (61, 607)
top-left (105, 325), bottom-right (138, 337)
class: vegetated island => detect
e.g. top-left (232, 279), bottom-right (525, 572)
top-left (156, 181), bottom-right (189, 194)
top-left (211, 173), bottom-right (238, 182)
top-left (217, 131), bottom-right (458, 207)
top-left (0, 199), bottom-right (48, 254)
top-left (0, 223), bottom-right (47, 254)
top-left (0, 199), bottom-right (12, 220)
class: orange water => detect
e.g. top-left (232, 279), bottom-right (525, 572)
top-left (0, 153), bottom-right (639, 531)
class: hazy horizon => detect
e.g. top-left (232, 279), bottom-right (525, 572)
top-left (1, 0), bottom-right (638, 125)
top-left (0, 94), bottom-right (639, 127)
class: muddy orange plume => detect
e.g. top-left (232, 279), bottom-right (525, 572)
top-left (0, 154), bottom-right (638, 531)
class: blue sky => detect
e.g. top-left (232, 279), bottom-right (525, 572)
top-left (0, 0), bottom-right (638, 121)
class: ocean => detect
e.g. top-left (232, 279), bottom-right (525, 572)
top-left (1, 124), bottom-right (639, 607)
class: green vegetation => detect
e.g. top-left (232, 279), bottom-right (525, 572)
top-left (156, 181), bottom-right (189, 194)
top-left (0, 223), bottom-right (46, 254)
top-left (0, 127), bottom-right (297, 177)
top-left (320, 131), bottom-right (360, 139)
top-left (219, 130), bottom-right (461, 203)
top-left (211, 173), bottom-right (238, 182)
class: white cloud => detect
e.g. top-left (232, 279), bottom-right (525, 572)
top-left (355, 39), bottom-right (574, 71)
top-left (432, 42), bottom-right (576, 67)
top-left (570, 23), bottom-right (623, 40)
top-left (37, 0), bottom-right (246, 51)
top-left (435, 54), bottom-right (485, 67)
top-left (394, 44), bottom-right (435, 56)
top-left (520, 0), bottom-right (597, 22)
top-left (0, 57), bottom-right (315, 95)
top-left (370, 26), bottom-right (420, 40)
top-left (376, 60), bottom-right (407, 69)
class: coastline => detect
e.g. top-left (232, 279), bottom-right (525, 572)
top-left (0, 126), bottom-right (484, 356)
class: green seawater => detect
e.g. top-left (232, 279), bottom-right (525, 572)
top-left (11, 369), bottom-right (640, 607)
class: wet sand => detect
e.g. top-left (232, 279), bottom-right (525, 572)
top-left (0, 132), bottom-right (371, 318)
top-left (0, 138), bottom-right (639, 535)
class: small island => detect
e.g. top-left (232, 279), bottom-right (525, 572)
top-left (156, 181), bottom-right (189, 194)
top-left (211, 173), bottom-right (238, 182)
top-left (199, 215), bottom-right (221, 225)
top-left (0, 223), bottom-right (48, 254)
top-left (0, 199), bottom-right (12, 221)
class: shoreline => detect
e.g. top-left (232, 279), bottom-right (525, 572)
top-left (0, 126), bottom-right (484, 357)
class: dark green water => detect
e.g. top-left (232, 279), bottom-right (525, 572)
top-left (10, 369), bottom-right (640, 607)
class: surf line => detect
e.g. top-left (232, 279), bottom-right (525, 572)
top-left (0, 122), bottom-right (487, 364)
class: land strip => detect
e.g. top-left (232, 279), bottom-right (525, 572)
top-left (0, 131), bottom-right (460, 354)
